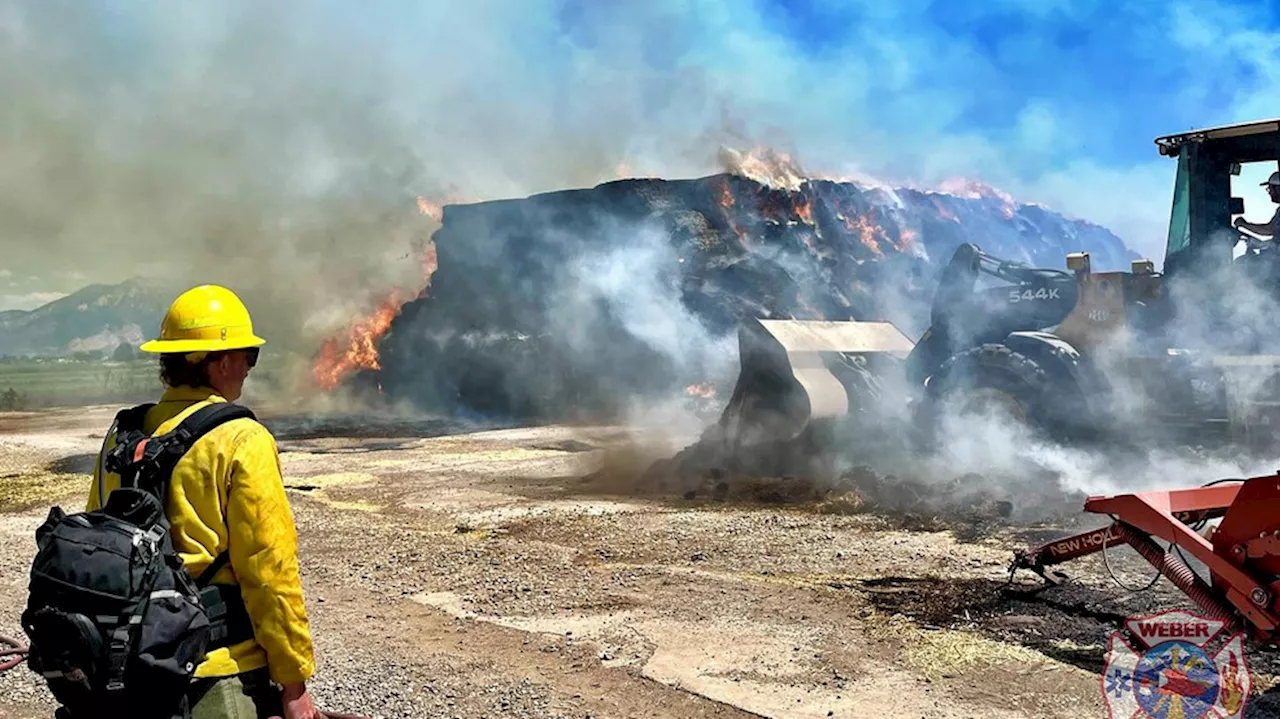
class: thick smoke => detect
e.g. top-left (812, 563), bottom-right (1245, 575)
top-left (0, 0), bottom-right (754, 387)
top-left (641, 198), bottom-right (1280, 524)
top-left (548, 218), bottom-right (739, 438)
top-left (1, 2), bottom-right (439, 371)
top-left (829, 227), bottom-right (1280, 515)
top-left (2, 0), bottom-right (1209, 356)
top-left (11, 1), bottom-right (1280, 513)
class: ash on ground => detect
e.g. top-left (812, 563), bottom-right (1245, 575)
top-left (597, 429), bottom-right (1090, 539)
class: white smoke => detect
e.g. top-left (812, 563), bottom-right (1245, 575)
top-left (548, 218), bottom-right (738, 440)
top-left (879, 238), bottom-right (1280, 510)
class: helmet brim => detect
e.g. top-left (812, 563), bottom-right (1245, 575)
top-left (139, 335), bottom-right (267, 354)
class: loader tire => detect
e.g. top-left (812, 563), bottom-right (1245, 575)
top-left (917, 343), bottom-right (1056, 448)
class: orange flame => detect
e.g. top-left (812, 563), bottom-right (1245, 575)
top-left (938, 177), bottom-right (1016, 206)
top-left (311, 295), bottom-right (405, 391)
top-left (719, 146), bottom-right (806, 192)
top-left (930, 196), bottom-right (960, 223)
top-left (937, 178), bottom-right (1017, 219)
top-left (794, 193), bottom-right (814, 225)
top-left (311, 198), bottom-right (443, 391)
top-left (714, 177), bottom-right (751, 247)
top-left (843, 212), bottom-right (885, 257)
top-left (416, 196), bottom-right (444, 223)
top-left (716, 177), bottom-right (735, 209)
top-left (896, 226), bottom-right (920, 253)
top-left (613, 158), bottom-right (659, 179)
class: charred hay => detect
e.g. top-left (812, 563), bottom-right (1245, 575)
top-left (374, 174), bottom-right (1134, 422)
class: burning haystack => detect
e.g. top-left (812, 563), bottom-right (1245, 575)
top-left (312, 168), bottom-right (1135, 423)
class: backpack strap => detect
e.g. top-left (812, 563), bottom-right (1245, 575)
top-left (104, 402), bottom-right (257, 503)
top-left (97, 403), bottom-right (155, 504)
top-left (103, 402), bottom-right (261, 651)
top-left (194, 548), bottom-right (256, 649)
top-left (113, 403), bottom-right (155, 435)
top-left (196, 550), bottom-right (232, 588)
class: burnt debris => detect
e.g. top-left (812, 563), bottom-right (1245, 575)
top-left (374, 174), bottom-right (1135, 421)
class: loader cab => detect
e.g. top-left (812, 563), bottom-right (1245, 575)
top-left (1155, 119), bottom-right (1280, 352)
top-left (1157, 119), bottom-right (1280, 281)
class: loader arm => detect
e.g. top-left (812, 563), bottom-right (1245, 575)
top-left (907, 244), bottom-right (1079, 386)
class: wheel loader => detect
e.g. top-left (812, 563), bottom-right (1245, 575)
top-left (701, 117), bottom-right (1280, 475)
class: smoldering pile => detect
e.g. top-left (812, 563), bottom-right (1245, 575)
top-left (367, 173), bottom-right (1134, 423)
top-left (637, 441), bottom-right (1089, 534)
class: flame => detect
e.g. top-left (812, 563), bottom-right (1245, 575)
top-left (843, 212), bottom-right (885, 257)
top-left (419, 236), bottom-right (439, 281)
top-left (685, 382), bottom-right (717, 399)
top-left (310, 198), bottom-right (443, 391)
top-left (896, 226), bottom-right (919, 252)
top-left (416, 196), bottom-right (444, 223)
top-left (938, 177), bottom-right (1015, 205)
top-left (794, 193), bottom-right (814, 225)
top-left (310, 294), bottom-right (405, 391)
top-left (719, 146), bottom-right (807, 192)
top-left (937, 178), bottom-right (1017, 219)
top-left (758, 189), bottom-right (787, 223)
top-left (714, 177), bottom-right (751, 247)
top-left (716, 177), bottom-right (735, 209)
top-left (930, 196), bottom-right (960, 223)
top-left (613, 158), bottom-right (658, 179)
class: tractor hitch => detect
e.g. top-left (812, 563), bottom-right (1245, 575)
top-left (1008, 474), bottom-right (1280, 638)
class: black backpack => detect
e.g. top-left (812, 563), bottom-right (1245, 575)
top-left (21, 402), bottom-right (259, 719)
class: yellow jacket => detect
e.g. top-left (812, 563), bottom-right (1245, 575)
top-left (88, 386), bottom-right (315, 684)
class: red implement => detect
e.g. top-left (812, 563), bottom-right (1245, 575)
top-left (1010, 473), bottom-right (1280, 639)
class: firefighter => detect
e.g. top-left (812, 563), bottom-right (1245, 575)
top-left (87, 285), bottom-right (320, 719)
top-left (1233, 171), bottom-right (1280, 238)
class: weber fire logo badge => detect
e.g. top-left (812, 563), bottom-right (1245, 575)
top-left (1102, 609), bottom-right (1250, 719)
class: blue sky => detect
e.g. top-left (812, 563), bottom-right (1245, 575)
top-left (2, 0), bottom-right (1280, 311)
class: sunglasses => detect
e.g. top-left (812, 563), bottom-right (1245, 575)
top-left (245, 347), bottom-right (260, 369)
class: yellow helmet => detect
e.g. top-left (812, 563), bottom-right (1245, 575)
top-left (139, 285), bottom-right (266, 354)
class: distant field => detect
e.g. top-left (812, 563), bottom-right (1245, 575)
top-left (0, 356), bottom-right (294, 409)
top-left (0, 360), bottom-right (160, 408)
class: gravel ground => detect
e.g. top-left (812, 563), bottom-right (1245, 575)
top-left (2, 406), bottom-right (1278, 718)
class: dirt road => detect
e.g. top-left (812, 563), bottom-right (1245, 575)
top-left (1, 405), bottom-right (1276, 718)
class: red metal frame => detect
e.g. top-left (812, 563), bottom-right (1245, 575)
top-left (1012, 474), bottom-right (1280, 639)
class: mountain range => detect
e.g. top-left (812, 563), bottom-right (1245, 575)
top-left (0, 278), bottom-right (169, 357)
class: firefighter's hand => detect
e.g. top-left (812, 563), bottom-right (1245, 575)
top-left (280, 682), bottom-right (323, 719)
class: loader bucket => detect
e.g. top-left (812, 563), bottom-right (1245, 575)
top-left (717, 318), bottom-right (916, 449)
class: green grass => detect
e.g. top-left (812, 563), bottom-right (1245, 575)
top-left (0, 355), bottom-right (295, 409)
top-left (0, 360), bottom-right (160, 408)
